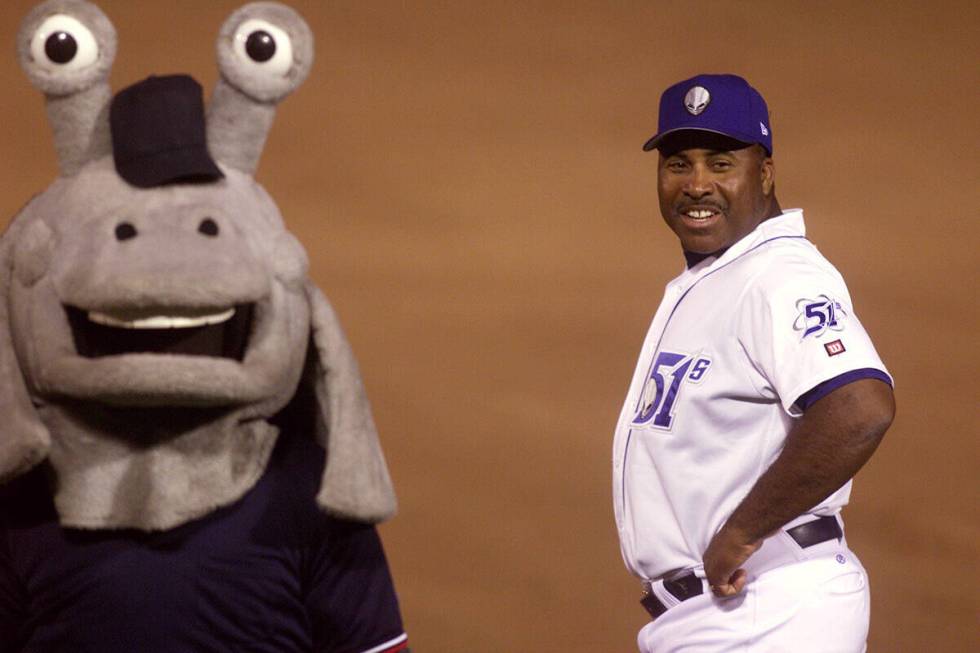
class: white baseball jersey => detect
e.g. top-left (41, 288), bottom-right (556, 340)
top-left (612, 209), bottom-right (891, 581)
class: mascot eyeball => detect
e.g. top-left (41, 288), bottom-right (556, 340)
top-left (1, 0), bottom-right (397, 531)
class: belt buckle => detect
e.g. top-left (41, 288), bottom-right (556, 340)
top-left (639, 571), bottom-right (704, 621)
top-left (640, 582), bottom-right (668, 620)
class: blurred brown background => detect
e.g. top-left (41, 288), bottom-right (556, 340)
top-left (1, 1), bottom-right (977, 651)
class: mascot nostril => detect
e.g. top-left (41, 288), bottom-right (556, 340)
top-left (114, 221), bottom-right (137, 240)
top-left (198, 217), bottom-right (220, 236)
top-left (1, 2), bottom-right (407, 651)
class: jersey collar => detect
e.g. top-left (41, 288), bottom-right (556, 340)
top-left (699, 209), bottom-right (805, 269)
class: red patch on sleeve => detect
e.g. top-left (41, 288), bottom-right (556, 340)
top-left (824, 340), bottom-right (846, 356)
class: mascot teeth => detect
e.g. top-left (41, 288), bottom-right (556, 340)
top-left (87, 308), bottom-right (236, 329)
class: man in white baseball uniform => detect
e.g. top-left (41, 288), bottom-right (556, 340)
top-left (613, 74), bottom-right (896, 652)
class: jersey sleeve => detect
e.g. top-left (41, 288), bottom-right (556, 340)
top-left (735, 251), bottom-right (892, 416)
top-left (305, 519), bottom-right (408, 653)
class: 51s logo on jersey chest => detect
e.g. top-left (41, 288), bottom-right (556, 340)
top-left (631, 351), bottom-right (711, 430)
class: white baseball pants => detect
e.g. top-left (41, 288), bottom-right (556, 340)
top-left (637, 550), bottom-right (870, 653)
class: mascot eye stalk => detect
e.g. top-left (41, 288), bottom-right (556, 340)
top-left (1, 2), bottom-right (409, 649)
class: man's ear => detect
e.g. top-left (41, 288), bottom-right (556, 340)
top-left (0, 236), bottom-right (51, 484)
top-left (303, 283), bottom-right (397, 523)
top-left (760, 153), bottom-right (775, 196)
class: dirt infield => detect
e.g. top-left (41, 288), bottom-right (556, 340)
top-left (1, 1), bottom-right (976, 650)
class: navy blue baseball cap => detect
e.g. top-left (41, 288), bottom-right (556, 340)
top-left (110, 75), bottom-right (224, 188)
top-left (642, 74), bottom-right (772, 155)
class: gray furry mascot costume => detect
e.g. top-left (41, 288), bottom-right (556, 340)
top-left (0, 2), bottom-right (409, 651)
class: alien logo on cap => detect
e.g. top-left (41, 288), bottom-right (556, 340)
top-left (684, 86), bottom-right (710, 116)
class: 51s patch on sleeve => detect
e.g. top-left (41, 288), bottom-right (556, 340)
top-left (792, 295), bottom-right (846, 340)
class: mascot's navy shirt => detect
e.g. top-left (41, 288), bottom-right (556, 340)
top-left (0, 427), bottom-right (406, 653)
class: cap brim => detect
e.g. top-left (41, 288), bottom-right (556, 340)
top-left (116, 147), bottom-right (224, 188)
top-left (642, 127), bottom-right (757, 153)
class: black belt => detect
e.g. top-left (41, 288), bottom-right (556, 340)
top-left (640, 516), bottom-right (843, 620)
top-left (785, 514), bottom-right (843, 548)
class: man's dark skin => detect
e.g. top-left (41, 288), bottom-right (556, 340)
top-left (656, 132), bottom-right (896, 597)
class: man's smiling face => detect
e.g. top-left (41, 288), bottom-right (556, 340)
top-left (657, 136), bottom-right (777, 254)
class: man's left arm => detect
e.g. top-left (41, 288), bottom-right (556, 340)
top-left (703, 377), bottom-right (895, 596)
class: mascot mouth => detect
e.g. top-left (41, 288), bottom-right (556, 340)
top-left (65, 304), bottom-right (254, 360)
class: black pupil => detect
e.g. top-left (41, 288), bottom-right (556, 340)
top-left (45, 31), bottom-right (78, 64)
top-left (198, 218), bottom-right (219, 237)
top-left (245, 30), bottom-right (276, 62)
